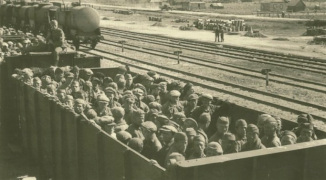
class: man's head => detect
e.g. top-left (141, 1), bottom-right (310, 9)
top-left (246, 124), bottom-right (259, 143)
top-left (33, 77), bottom-right (42, 89)
top-left (185, 128), bottom-right (197, 145)
top-left (128, 138), bottom-right (143, 153)
top-left (201, 94), bottom-right (213, 107)
top-left (192, 135), bottom-right (206, 154)
top-left (132, 109), bottom-right (145, 126)
top-left (173, 132), bottom-right (188, 153)
top-left (125, 73), bottom-right (133, 87)
top-left (263, 117), bottom-right (278, 137)
top-left (97, 94), bottom-right (110, 109)
top-left (71, 81), bottom-right (80, 92)
top-left (50, 20), bottom-right (58, 30)
top-left (141, 121), bottom-right (157, 139)
top-left (221, 133), bottom-right (237, 154)
top-left (111, 107), bottom-right (125, 120)
top-left (74, 99), bottom-right (86, 114)
top-left (198, 113), bottom-right (211, 131)
top-left (299, 123), bottom-right (314, 141)
top-left (187, 93), bottom-right (198, 108)
top-left (205, 142), bottom-right (223, 157)
top-left (235, 119), bottom-right (247, 138)
top-left (281, 130), bottom-right (297, 145)
top-left (57, 88), bottom-right (66, 102)
top-left (169, 90), bottom-right (180, 103)
top-left (216, 117), bottom-right (229, 135)
top-left (158, 125), bottom-right (177, 144)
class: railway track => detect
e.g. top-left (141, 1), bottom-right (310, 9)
top-left (101, 28), bottom-right (326, 75)
top-left (99, 39), bottom-right (326, 95)
top-left (81, 44), bottom-right (326, 124)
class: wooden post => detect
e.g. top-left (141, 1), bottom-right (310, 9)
top-left (118, 40), bottom-right (126, 52)
top-left (261, 69), bottom-right (271, 87)
top-left (174, 50), bottom-right (182, 64)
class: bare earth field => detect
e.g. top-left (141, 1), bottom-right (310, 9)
top-left (99, 10), bottom-right (326, 58)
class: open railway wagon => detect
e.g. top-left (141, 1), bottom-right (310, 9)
top-left (1, 56), bottom-right (326, 179)
top-left (0, 1), bottom-right (102, 50)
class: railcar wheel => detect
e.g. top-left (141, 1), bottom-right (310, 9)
top-left (91, 40), bottom-right (97, 49)
top-left (73, 38), bottom-right (80, 50)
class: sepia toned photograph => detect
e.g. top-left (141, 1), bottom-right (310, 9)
top-left (0, 0), bottom-right (325, 179)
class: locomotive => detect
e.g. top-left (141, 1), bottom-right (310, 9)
top-left (0, 1), bottom-right (101, 50)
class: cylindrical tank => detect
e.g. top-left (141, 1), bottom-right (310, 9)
top-left (19, 5), bottom-right (31, 22)
top-left (67, 6), bottom-right (100, 33)
top-left (27, 5), bottom-right (37, 28)
top-left (35, 3), bottom-right (56, 25)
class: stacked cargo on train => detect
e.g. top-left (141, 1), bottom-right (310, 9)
top-left (194, 19), bottom-right (248, 32)
top-left (0, 1), bottom-right (101, 49)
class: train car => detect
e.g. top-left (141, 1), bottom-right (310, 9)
top-left (0, 1), bottom-right (101, 50)
top-left (51, 2), bottom-right (101, 50)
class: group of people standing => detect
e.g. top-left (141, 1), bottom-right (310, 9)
top-left (14, 66), bottom-right (318, 169)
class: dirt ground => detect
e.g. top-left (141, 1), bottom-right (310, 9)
top-left (99, 10), bottom-right (326, 59)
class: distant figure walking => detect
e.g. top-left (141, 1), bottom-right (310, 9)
top-left (214, 27), bottom-right (220, 42)
top-left (220, 26), bottom-right (224, 42)
top-left (281, 11), bottom-right (285, 18)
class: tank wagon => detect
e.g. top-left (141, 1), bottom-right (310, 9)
top-left (0, 1), bottom-right (101, 49)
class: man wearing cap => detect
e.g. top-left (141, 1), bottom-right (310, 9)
top-left (90, 77), bottom-right (105, 105)
top-left (71, 66), bottom-right (85, 88)
top-left (116, 131), bottom-right (132, 145)
top-left (281, 130), bottom-right (297, 145)
top-left (74, 99), bottom-right (87, 116)
top-left (155, 125), bottom-right (177, 167)
top-left (261, 117), bottom-right (281, 148)
top-left (65, 95), bottom-right (74, 108)
top-left (141, 121), bottom-right (162, 159)
top-left (183, 118), bottom-right (198, 131)
top-left (148, 83), bottom-right (161, 103)
top-left (105, 87), bottom-right (121, 108)
top-left (172, 112), bottom-right (186, 130)
top-left (100, 116), bottom-right (117, 139)
top-left (205, 142), bottom-right (223, 157)
top-left (70, 81), bottom-right (86, 100)
top-left (133, 88), bottom-right (150, 113)
top-left (165, 132), bottom-right (188, 167)
top-left (111, 107), bottom-right (128, 132)
top-left (185, 128), bottom-right (197, 158)
top-left (57, 88), bottom-right (67, 104)
top-left (59, 72), bottom-right (74, 91)
top-left (21, 68), bottom-right (34, 85)
top-left (127, 109), bottom-right (145, 140)
top-left (221, 133), bottom-right (239, 154)
top-left (95, 94), bottom-right (112, 117)
top-left (188, 135), bottom-right (206, 159)
top-left (292, 114), bottom-right (317, 140)
top-left (296, 123), bottom-right (315, 143)
top-left (125, 74), bottom-right (134, 90)
top-left (128, 138), bottom-right (144, 153)
top-left (209, 116), bottom-right (229, 144)
top-left (242, 124), bottom-right (265, 151)
top-left (162, 90), bottom-right (184, 119)
top-left (154, 115), bottom-right (170, 130)
top-left (46, 20), bottom-right (66, 66)
top-left (235, 119), bottom-right (247, 150)
top-left (256, 114), bottom-right (272, 138)
top-left (122, 94), bottom-right (137, 124)
top-left (192, 93), bottom-right (219, 122)
top-left (33, 77), bottom-right (42, 91)
top-left (183, 93), bottom-right (199, 118)
top-left (197, 113), bottom-right (211, 144)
